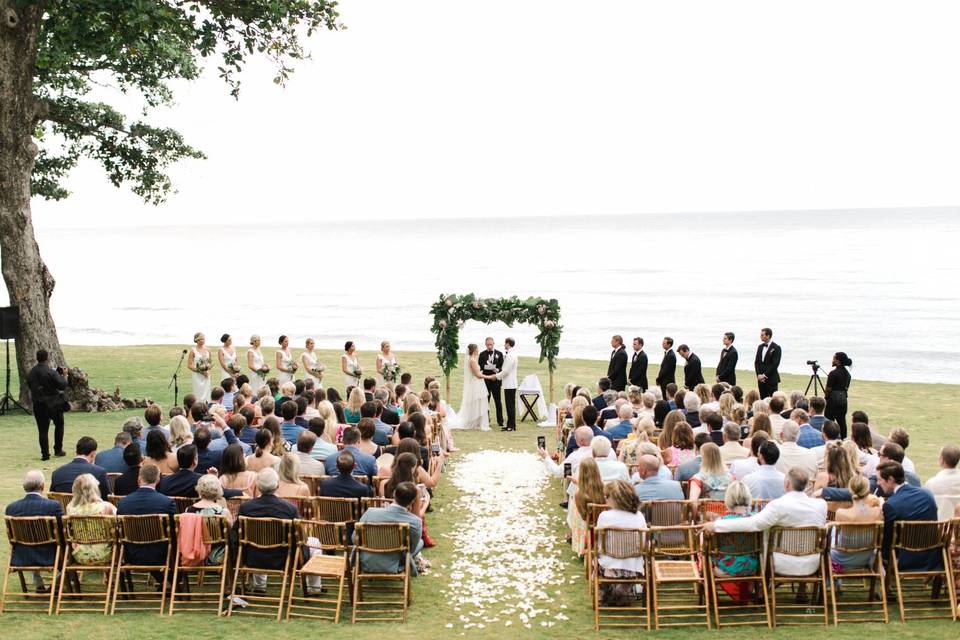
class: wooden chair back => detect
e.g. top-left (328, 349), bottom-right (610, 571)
top-left (768, 526), bottom-right (826, 557)
top-left (236, 516), bottom-right (293, 551)
top-left (282, 496), bottom-right (312, 520)
top-left (174, 512), bottom-right (230, 546)
top-left (697, 500), bottom-right (726, 522)
top-left (172, 496), bottom-right (197, 513)
top-left (310, 496), bottom-right (359, 523)
top-left (892, 520), bottom-right (950, 553)
top-left (47, 492), bottom-right (72, 512)
top-left (360, 497), bottom-right (391, 514)
top-left (641, 500), bottom-right (695, 527)
top-left (62, 515), bottom-right (116, 546)
top-left (353, 475), bottom-right (371, 486)
top-left (106, 494), bottom-right (122, 507)
top-left (595, 526), bottom-right (646, 560)
top-left (826, 500), bottom-right (853, 521)
top-left (116, 514), bottom-right (171, 546)
top-left (647, 524), bottom-right (700, 558)
top-left (106, 473), bottom-right (121, 494)
top-left (294, 519), bottom-right (348, 552)
top-left (354, 522), bottom-right (410, 555)
top-left (301, 474), bottom-right (323, 496)
top-left (704, 529), bottom-right (764, 559)
top-left (225, 495), bottom-right (249, 519)
top-left (828, 521), bottom-right (882, 554)
top-left (4, 515), bottom-right (61, 548)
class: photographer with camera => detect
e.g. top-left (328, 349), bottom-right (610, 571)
top-left (824, 352), bottom-right (853, 439)
top-left (27, 349), bottom-right (70, 461)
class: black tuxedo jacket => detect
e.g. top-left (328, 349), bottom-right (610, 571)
top-left (754, 341), bottom-right (782, 383)
top-left (628, 350), bottom-right (648, 390)
top-left (684, 354), bottom-right (705, 389)
top-left (477, 349), bottom-right (504, 384)
top-left (716, 346), bottom-right (738, 384)
top-left (607, 347), bottom-right (628, 391)
top-left (656, 350), bottom-right (676, 387)
top-left (116, 487), bottom-right (176, 566)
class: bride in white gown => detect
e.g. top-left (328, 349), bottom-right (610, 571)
top-left (455, 343), bottom-right (494, 431)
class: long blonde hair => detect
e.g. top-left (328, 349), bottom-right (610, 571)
top-left (574, 458), bottom-right (605, 521)
top-left (317, 400), bottom-right (339, 442)
top-left (660, 410), bottom-right (684, 451)
top-left (279, 453), bottom-right (301, 484)
top-left (169, 415), bottom-right (192, 447)
top-left (68, 474), bottom-right (102, 511)
top-left (698, 442), bottom-right (726, 477)
top-left (347, 387), bottom-right (364, 413)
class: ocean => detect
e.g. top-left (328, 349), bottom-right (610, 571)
top-left (26, 208), bottom-right (960, 384)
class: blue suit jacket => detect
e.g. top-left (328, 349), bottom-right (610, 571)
top-left (592, 395), bottom-right (607, 412)
top-left (372, 420), bottom-right (393, 447)
top-left (319, 473), bottom-right (374, 499)
top-left (882, 483), bottom-right (941, 571)
top-left (604, 420), bottom-right (633, 441)
top-left (95, 446), bottom-right (128, 473)
top-left (324, 447), bottom-right (379, 478)
top-left (51, 458), bottom-right (110, 499)
top-left (195, 447), bottom-right (222, 475)
top-left (116, 487), bottom-right (176, 566)
top-left (634, 476), bottom-right (684, 501)
top-left (5, 494), bottom-right (63, 566)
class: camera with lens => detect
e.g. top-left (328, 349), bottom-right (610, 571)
top-left (806, 360), bottom-right (819, 370)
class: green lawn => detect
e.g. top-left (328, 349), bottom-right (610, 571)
top-left (0, 345), bottom-right (957, 638)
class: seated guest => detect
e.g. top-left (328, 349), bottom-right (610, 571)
top-left (122, 416), bottom-right (147, 453)
top-left (569, 458), bottom-right (605, 557)
top-left (597, 391), bottom-right (619, 427)
top-left (158, 445), bottom-right (206, 497)
top-left (307, 416), bottom-right (338, 461)
top-left (186, 476), bottom-right (233, 565)
top-left (116, 465), bottom-right (176, 571)
top-left (595, 480), bottom-right (647, 606)
top-left (886, 427), bottom-right (916, 474)
top-left (193, 427), bottom-right (221, 475)
top-left (237, 406), bottom-right (259, 446)
top-left (877, 461), bottom-right (940, 572)
top-left (851, 422), bottom-right (880, 477)
top-left (604, 404), bottom-right (635, 441)
top-left (688, 443), bottom-right (732, 500)
top-left (591, 437), bottom-right (630, 483)
top-left (377, 389), bottom-right (400, 426)
top-left (831, 475), bottom-right (883, 573)
top-left (320, 451), bottom-right (374, 498)
top-left (245, 428), bottom-right (280, 473)
top-left (565, 406), bottom-right (613, 456)
top-left (357, 418), bottom-right (382, 458)
top-left (219, 443), bottom-right (258, 497)
top-left (592, 378), bottom-right (612, 412)
top-left (344, 387), bottom-right (364, 424)
top-left (704, 468), bottom-right (826, 577)
top-left (633, 454), bottom-right (684, 501)
top-left (113, 443), bottom-right (144, 496)
top-left (51, 437), bottom-right (110, 499)
top-left (295, 431), bottom-right (327, 477)
top-left (279, 400), bottom-right (304, 445)
top-left (719, 423), bottom-right (749, 465)
top-left (742, 441), bottom-right (786, 499)
top-left (878, 442), bottom-right (921, 487)
top-left (236, 469), bottom-right (299, 591)
top-left (363, 401), bottom-right (393, 446)
top-left (95, 432), bottom-right (133, 473)
top-left (925, 445), bottom-right (960, 496)
top-left (355, 481), bottom-right (424, 576)
top-left (683, 394), bottom-right (702, 429)
top-left (666, 422), bottom-right (697, 469)
top-left (676, 432), bottom-right (710, 482)
top-left (294, 396), bottom-right (310, 429)
top-left (730, 431), bottom-right (768, 481)
top-left (144, 404), bottom-right (170, 440)
top-left (808, 396), bottom-right (827, 431)
top-left (145, 429), bottom-right (179, 475)
top-left (775, 421), bottom-right (818, 487)
top-left (66, 473), bottom-right (117, 565)
top-left (767, 397), bottom-right (787, 439)
top-left (703, 412), bottom-right (724, 445)
top-left (276, 453), bottom-right (311, 499)
top-left (793, 410), bottom-right (821, 449)
top-left (168, 415), bottom-right (193, 450)
top-left (323, 426), bottom-right (379, 478)
top-left (708, 481), bottom-right (760, 601)
top-left (811, 420), bottom-right (842, 469)
top-left (6, 470), bottom-right (63, 592)
top-left (813, 444), bottom-right (858, 496)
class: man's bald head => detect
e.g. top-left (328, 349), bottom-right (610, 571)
top-left (22, 470), bottom-right (45, 493)
top-left (618, 404), bottom-right (634, 420)
top-left (574, 426), bottom-right (595, 447)
top-left (638, 454), bottom-right (660, 478)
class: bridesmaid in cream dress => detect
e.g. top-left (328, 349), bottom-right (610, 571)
top-left (247, 335), bottom-right (269, 393)
top-left (187, 332), bottom-right (212, 402)
top-left (276, 335), bottom-right (297, 385)
top-left (218, 333), bottom-right (241, 383)
top-left (376, 341), bottom-right (399, 386)
top-left (341, 341), bottom-right (362, 395)
top-left (301, 338), bottom-right (326, 387)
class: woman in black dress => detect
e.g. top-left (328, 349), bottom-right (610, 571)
top-left (824, 352), bottom-right (852, 439)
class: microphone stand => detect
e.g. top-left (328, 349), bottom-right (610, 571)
top-left (169, 349), bottom-right (188, 407)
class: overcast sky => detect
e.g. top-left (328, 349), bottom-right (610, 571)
top-left (33, 0), bottom-right (960, 229)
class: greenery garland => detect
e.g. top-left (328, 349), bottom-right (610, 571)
top-left (430, 294), bottom-right (562, 377)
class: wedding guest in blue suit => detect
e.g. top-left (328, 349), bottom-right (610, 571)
top-left (51, 436), bottom-right (110, 499)
top-left (5, 470), bottom-right (63, 592)
top-left (116, 464), bottom-right (176, 570)
top-left (95, 432), bottom-right (133, 473)
top-left (877, 461), bottom-right (940, 572)
top-left (633, 455), bottom-right (684, 501)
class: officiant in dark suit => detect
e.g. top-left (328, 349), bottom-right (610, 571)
top-left (628, 337), bottom-right (648, 391)
top-left (607, 335), bottom-right (628, 391)
top-left (677, 345), bottom-right (704, 390)
top-left (478, 337), bottom-right (504, 428)
top-left (754, 327), bottom-right (781, 398)
top-left (656, 337), bottom-right (676, 398)
top-left (716, 332), bottom-right (738, 385)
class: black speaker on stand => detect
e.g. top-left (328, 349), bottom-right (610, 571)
top-left (0, 306), bottom-right (26, 415)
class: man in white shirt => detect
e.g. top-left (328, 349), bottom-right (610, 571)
top-left (539, 426), bottom-right (614, 479)
top-left (730, 431), bottom-right (768, 481)
top-left (774, 421), bottom-right (818, 491)
top-left (496, 338), bottom-right (519, 431)
top-left (719, 423), bottom-right (749, 465)
top-left (742, 441), bottom-right (786, 499)
top-left (810, 420), bottom-right (842, 469)
top-left (704, 467), bottom-right (827, 577)
top-left (886, 427), bottom-right (916, 474)
top-left (925, 445), bottom-right (960, 496)
top-left (591, 437), bottom-right (630, 483)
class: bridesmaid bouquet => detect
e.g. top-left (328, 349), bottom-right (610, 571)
top-left (229, 362), bottom-right (242, 375)
top-left (382, 362), bottom-right (401, 383)
top-left (196, 358), bottom-right (211, 376)
top-left (289, 362), bottom-right (299, 373)
top-left (310, 363), bottom-right (327, 379)
top-left (351, 365), bottom-right (363, 381)
top-left (259, 365), bottom-right (271, 376)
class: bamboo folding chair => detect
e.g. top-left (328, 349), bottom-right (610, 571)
top-left (703, 530), bottom-right (770, 627)
top-left (1, 516), bottom-right (62, 615)
top-left (172, 496), bottom-right (197, 514)
top-left (353, 475), bottom-right (372, 486)
top-left (584, 503), bottom-right (610, 591)
top-left (825, 522), bottom-right (886, 624)
top-left (767, 526), bottom-right (829, 627)
top-left (106, 473), bottom-right (121, 495)
top-left (642, 500), bottom-right (696, 548)
top-left (227, 517), bottom-right (294, 621)
top-left (370, 476), bottom-right (384, 497)
top-left (282, 497), bottom-right (312, 520)
top-left (648, 525), bottom-right (710, 629)
top-left (351, 522), bottom-right (411, 623)
top-left (168, 514), bottom-right (231, 616)
top-left (751, 499), bottom-right (771, 513)
top-left (287, 519), bottom-right (350, 622)
top-left (889, 520), bottom-right (957, 622)
top-left (310, 496), bottom-right (360, 524)
top-left (592, 527), bottom-right (649, 630)
top-left (826, 501), bottom-right (854, 521)
top-left (111, 514), bottom-right (173, 614)
top-left (56, 515), bottom-right (118, 614)
top-left (107, 495), bottom-right (122, 508)
top-left (697, 501), bottom-right (727, 523)
top-left (301, 475), bottom-right (324, 497)
top-left (360, 497), bottom-right (391, 515)
top-left (225, 496), bottom-right (250, 519)
top-left (47, 493), bottom-right (72, 512)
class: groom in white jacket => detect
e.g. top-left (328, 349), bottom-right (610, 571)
top-left (497, 338), bottom-right (519, 431)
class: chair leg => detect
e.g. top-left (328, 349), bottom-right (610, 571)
top-left (334, 572), bottom-right (345, 624)
top-left (227, 562), bottom-right (242, 617)
top-left (55, 549), bottom-right (69, 615)
top-left (820, 558), bottom-right (829, 627)
top-left (351, 568), bottom-right (360, 624)
top-left (109, 547), bottom-right (123, 615)
top-left (891, 552), bottom-right (905, 623)
top-left (0, 563), bottom-right (10, 614)
top-left (593, 564), bottom-right (600, 630)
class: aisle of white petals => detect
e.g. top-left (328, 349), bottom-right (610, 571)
top-left (437, 450), bottom-right (571, 630)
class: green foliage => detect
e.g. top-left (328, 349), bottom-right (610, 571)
top-left (430, 293), bottom-right (562, 376)
top-left (29, 0), bottom-right (342, 203)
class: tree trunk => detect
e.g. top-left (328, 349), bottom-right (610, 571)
top-left (0, 0), bottom-right (64, 408)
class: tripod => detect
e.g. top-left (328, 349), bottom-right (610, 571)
top-left (168, 349), bottom-right (188, 407)
top-left (805, 364), bottom-right (825, 397)
top-left (0, 339), bottom-right (26, 415)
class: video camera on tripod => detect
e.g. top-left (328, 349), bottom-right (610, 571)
top-left (805, 359), bottom-right (824, 396)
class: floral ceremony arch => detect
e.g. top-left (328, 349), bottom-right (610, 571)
top-left (429, 293), bottom-right (562, 403)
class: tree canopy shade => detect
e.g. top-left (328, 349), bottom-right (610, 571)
top-left (0, 0), bottom-right (341, 405)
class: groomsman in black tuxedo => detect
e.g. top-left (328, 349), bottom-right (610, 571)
top-left (716, 332), bottom-right (738, 385)
top-left (628, 337), bottom-right (648, 391)
top-left (607, 335), bottom-right (628, 392)
top-left (656, 337), bottom-right (676, 398)
top-left (478, 337), bottom-right (505, 428)
top-left (754, 327), bottom-right (781, 398)
top-left (677, 344), bottom-right (705, 389)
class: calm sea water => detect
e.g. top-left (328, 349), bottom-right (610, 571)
top-left (25, 208), bottom-right (960, 384)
